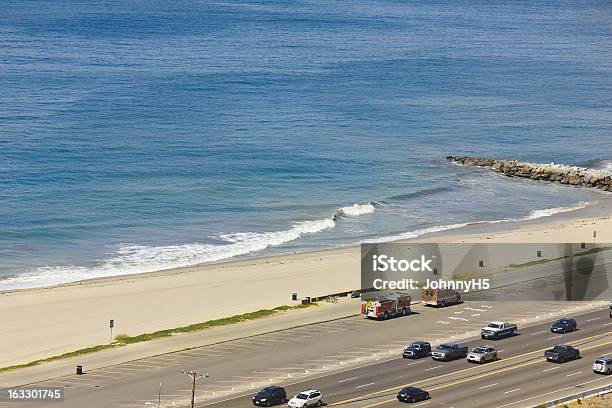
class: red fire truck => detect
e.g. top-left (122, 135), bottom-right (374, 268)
top-left (361, 295), bottom-right (411, 320)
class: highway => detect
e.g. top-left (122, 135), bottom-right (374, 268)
top-left (1, 301), bottom-right (610, 408)
top-left (204, 307), bottom-right (612, 408)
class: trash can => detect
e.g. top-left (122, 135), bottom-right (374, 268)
top-left (76, 365), bottom-right (83, 375)
top-left (291, 292), bottom-right (298, 301)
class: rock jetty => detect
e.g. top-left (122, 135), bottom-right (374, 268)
top-left (447, 156), bottom-right (612, 192)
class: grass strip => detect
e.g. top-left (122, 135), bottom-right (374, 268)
top-left (0, 303), bottom-right (313, 373)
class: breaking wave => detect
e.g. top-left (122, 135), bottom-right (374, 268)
top-left (1, 202), bottom-right (379, 290)
top-left (0, 200), bottom-right (592, 291)
top-left (523, 202), bottom-right (590, 220)
top-left (334, 202), bottom-right (381, 219)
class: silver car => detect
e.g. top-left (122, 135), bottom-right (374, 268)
top-left (593, 356), bottom-right (612, 375)
top-left (467, 346), bottom-right (497, 364)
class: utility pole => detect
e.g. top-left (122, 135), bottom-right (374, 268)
top-left (181, 370), bottom-right (208, 408)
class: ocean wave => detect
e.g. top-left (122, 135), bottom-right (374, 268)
top-left (334, 202), bottom-right (381, 219)
top-left (365, 223), bottom-right (471, 243)
top-left (367, 202), bottom-right (591, 243)
top-left (0, 201), bottom-right (592, 291)
top-left (0, 202), bottom-right (377, 291)
top-left (389, 186), bottom-right (455, 201)
top-left (584, 159), bottom-right (612, 172)
top-left (523, 202), bottom-right (589, 220)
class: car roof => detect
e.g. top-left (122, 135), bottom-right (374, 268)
top-left (401, 387), bottom-right (422, 392)
top-left (411, 341), bottom-right (428, 345)
top-left (299, 389), bottom-right (319, 394)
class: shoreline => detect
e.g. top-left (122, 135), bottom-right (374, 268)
top-left (2, 194), bottom-right (610, 295)
top-left (1, 195), bottom-right (611, 366)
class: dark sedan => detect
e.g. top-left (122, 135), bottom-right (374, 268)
top-left (397, 387), bottom-right (430, 403)
top-left (551, 317), bottom-right (577, 334)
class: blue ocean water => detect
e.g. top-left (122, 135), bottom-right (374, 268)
top-left (1, 0), bottom-right (612, 289)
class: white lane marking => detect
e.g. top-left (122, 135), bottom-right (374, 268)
top-left (530, 330), bottom-right (545, 336)
top-left (546, 336), bottom-right (561, 340)
top-left (338, 376), bottom-right (358, 383)
top-left (603, 322), bottom-right (612, 327)
top-left (425, 366), bottom-right (443, 371)
top-left (471, 314), bottom-right (481, 317)
top-left (448, 317), bottom-right (469, 321)
top-left (438, 321), bottom-right (450, 325)
top-left (354, 382), bottom-right (375, 389)
top-left (479, 383), bottom-right (498, 390)
top-left (587, 317), bottom-right (601, 322)
top-left (405, 360), bottom-right (426, 366)
top-left (566, 371), bottom-right (583, 377)
top-left (542, 366), bottom-right (560, 372)
top-left (504, 388), bottom-right (520, 394)
top-left (413, 402), bottom-right (431, 407)
top-left (465, 307), bottom-right (487, 312)
top-left (454, 311), bottom-right (464, 314)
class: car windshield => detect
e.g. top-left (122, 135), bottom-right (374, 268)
top-left (487, 323), bottom-right (501, 329)
top-left (410, 344), bottom-right (421, 349)
top-left (438, 344), bottom-right (453, 350)
top-left (595, 359), bottom-right (605, 364)
top-left (296, 394), bottom-right (308, 400)
top-left (473, 347), bottom-right (487, 353)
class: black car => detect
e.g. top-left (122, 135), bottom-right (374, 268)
top-left (551, 317), bottom-right (577, 334)
top-left (397, 387), bottom-right (430, 403)
top-left (402, 341), bottom-right (432, 359)
top-left (252, 386), bottom-right (287, 406)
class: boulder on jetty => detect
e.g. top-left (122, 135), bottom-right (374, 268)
top-left (447, 156), bottom-right (612, 192)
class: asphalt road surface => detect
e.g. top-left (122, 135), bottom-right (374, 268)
top-left (1, 301), bottom-right (610, 408)
top-left (203, 307), bottom-right (612, 408)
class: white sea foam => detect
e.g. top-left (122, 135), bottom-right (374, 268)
top-left (0, 200), bottom-right (593, 291)
top-left (523, 202), bottom-right (589, 220)
top-left (1, 203), bottom-right (376, 290)
top-left (368, 202), bottom-right (591, 243)
top-left (365, 223), bottom-right (471, 243)
top-left (335, 202), bottom-right (377, 218)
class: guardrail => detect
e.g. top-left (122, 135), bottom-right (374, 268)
top-left (535, 383), bottom-right (612, 407)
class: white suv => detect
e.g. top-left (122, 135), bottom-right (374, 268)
top-left (288, 389), bottom-right (323, 408)
top-left (593, 356), bottom-right (612, 374)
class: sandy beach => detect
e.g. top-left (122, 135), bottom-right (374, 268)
top-left (1, 197), bottom-right (611, 367)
